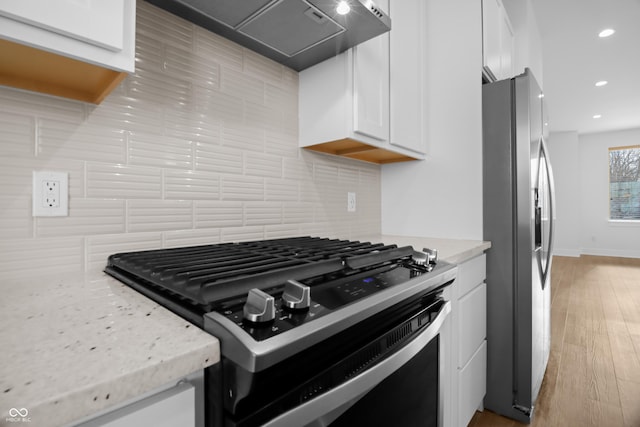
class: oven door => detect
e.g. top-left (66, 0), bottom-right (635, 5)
top-left (264, 299), bottom-right (451, 427)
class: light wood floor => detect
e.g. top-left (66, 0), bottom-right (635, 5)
top-left (469, 255), bottom-right (640, 427)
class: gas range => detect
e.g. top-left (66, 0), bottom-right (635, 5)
top-left (105, 237), bottom-right (456, 371)
top-left (105, 236), bottom-right (457, 427)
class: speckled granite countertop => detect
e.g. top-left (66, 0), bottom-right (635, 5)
top-left (0, 272), bottom-right (219, 427)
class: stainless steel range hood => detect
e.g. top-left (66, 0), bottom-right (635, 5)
top-left (145, 0), bottom-right (391, 71)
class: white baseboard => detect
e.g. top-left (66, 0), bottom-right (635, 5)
top-left (553, 248), bottom-right (581, 257)
top-left (579, 248), bottom-right (640, 259)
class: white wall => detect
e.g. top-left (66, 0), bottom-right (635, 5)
top-left (503, 0), bottom-right (544, 83)
top-left (549, 128), bottom-right (640, 258)
top-left (381, 0), bottom-right (483, 240)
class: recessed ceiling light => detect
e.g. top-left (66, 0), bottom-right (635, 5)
top-left (336, 0), bottom-right (351, 15)
top-left (599, 29), bottom-right (615, 38)
top-left (593, 114), bottom-right (602, 119)
top-left (595, 80), bottom-right (608, 87)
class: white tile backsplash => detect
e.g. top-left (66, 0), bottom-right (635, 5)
top-left (0, 1), bottom-right (381, 279)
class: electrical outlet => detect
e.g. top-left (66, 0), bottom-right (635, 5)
top-left (347, 192), bottom-right (356, 212)
top-left (33, 171), bottom-right (69, 217)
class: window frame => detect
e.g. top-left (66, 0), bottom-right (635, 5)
top-left (608, 144), bottom-right (640, 221)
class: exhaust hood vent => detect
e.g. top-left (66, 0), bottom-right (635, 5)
top-left (145, 0), bottom-right (391, 71)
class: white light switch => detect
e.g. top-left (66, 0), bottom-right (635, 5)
top-left (33, 171), bottom-right (69, 217)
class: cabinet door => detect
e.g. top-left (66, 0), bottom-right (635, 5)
top-left (458, 282), bottom-right (487, 368)
top-left (389, 0), bottom-right (427, 154)
top-left (0, 0), bottom-right (124, 51)
top-left (353, 31), bottom-right (389, 142)
top-left (458, 341), bottom-right (487, 427)
top-left (482, 0), bottom-right (501, 80)
top-left (78, 383), bottom-right (195, 427)
top-left (499, 9), bottom-right (514, 79)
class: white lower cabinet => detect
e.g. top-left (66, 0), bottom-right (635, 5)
top-left (75, 371), bottom-right (203, 427)
top-left (458, 341), bottom-right (487, 425)
top-left (448, 254), bottom-right (487, 427)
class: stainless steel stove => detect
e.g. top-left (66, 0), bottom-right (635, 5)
top-left (105, 236), bottom-right (456, 427)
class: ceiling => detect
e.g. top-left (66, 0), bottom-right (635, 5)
top-left (531, 0), bottom-right (640, 135)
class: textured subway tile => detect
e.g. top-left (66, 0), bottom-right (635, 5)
top-left (220, 67), bottom-right (264, 105)
top-left (265, 127), bottom-right (299, 159)
top-left (163, 228), bottom-right (221, 248)
top-left (0, 87), bottom-right (84, 121)
top-left (265, 179), bottom-right (298, 201)
top-left (265, 83), bottom-right (297, 113)
top-left (126, 68), bottom-right (192, 107)
top-left (195, 141), bottom-right (243, 175)
top-left (299, 181), bottom-right (321, 203)
top-left (85, 93), bottom-right (164, 134)
top-left (283, 203), bottom-right (315, 224)
top-left (282, 67), bottom-right (298, 87)
top-left (265, 224), bottom-right (300, 239)
top-left (221, 226), bottom-right (265, 243)
top-left (221, 176), bottom-right (264, 201)
top-left (339, 167), bottom-right (359, 188)
top-left (244, 101), bottom-right (281, 131)
top-left (35, 199), bottom-right (125, 237)
top-left (244, 202), bottom-right (282, 226)
top-left (128, 132), bottom-right (193, 169)
top-left (195, 201), bottom-right (243, 228)
top-left (0, 2), bottom-right (383, 279)
top-left (314, 162), bottom-right (340, 183)
top-left (163, 44), bottom-right (219, 87)
top-left (0, 157), bottom-right (84, 198)
top-left (350, 218), bottom-right (381, 239)
top-left (221, 124), bottom-right (264, 151)
top-left (0, 111), bottom-right (34, 157)
top-left (0, 237), bottom-right (83, 278)
top-left (127, 200), bottom-right (193, 232)
top-left (283, 158), bottom-right (314, 181)
top-left (0, 196), bottom-right (33, 238)
top-left (298, 222), bottom-right (331, 237)
top-left (134, 32), bottom-right (164, 73)
top-left (164, 108), bottom-right (221, 144)
top-left (137, 1), bottom-right (193, 50)
top-left (87, 232), bottom-right (162, 272)
top-left (243, 49), bottom-right (285, 85)
top-left (193, 27), bottom-right (244, 71)
top-left (37, 118), bottom-right (126, 163)
top-left (164, 170), bottom-right (220, 200)
top-left (244, 152), bottom-right (282, 178)
top-left (192, 86), bottom-right (244, 124)
top-left (87, 163), bottom-right (161, 199)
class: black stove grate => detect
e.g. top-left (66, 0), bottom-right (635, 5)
top-left (105, 236), bottom-right (407, 307)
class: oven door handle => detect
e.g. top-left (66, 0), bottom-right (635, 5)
top-left (263, 300), bottom-right (451, 427)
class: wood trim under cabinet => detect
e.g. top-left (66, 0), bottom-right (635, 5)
top-left (303, 138), bottom-right (421, 164)
top-left (0, 38), bottom-right (127, 104)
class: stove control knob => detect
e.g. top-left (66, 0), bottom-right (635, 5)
top-left (282, 280), bottom-right (311, 311)
top-left (243, 288), bottom-right (276, 323)
top-left (423, 248), bottom-right (438, 264)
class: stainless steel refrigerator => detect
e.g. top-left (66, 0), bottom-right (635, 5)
top-left (482, 68), bottom-right (555, 423)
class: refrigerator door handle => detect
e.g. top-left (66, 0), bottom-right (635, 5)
top-left (539, 135), bottom-right (556, 288)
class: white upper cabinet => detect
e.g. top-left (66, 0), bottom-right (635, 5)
top-left (482, 0), bottom-right (513, 81)
top-left (389, 0), bottom-right (427, 154)
top-left (353, 29), bottom-right (390, 143)
top-left (0, 0), bottom-right (136, 103)
top-left (0, 0), bottom-right (125, 52)
top-left (299, 0), bottom-right (427, 164)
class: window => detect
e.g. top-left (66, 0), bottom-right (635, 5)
top-left (609, 145), bottom-right (640, 220)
